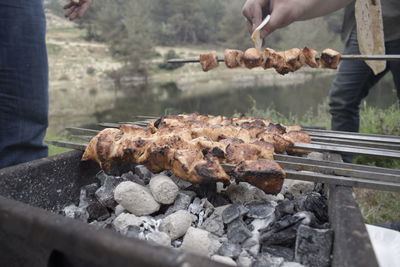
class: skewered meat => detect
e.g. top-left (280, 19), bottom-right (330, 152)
top-left (172, 150), bottom-right (231, 185)
top-left (320, 48), bottom-right (341, 69)
top-left (302, 47), bottom-right (319, 68)
top-left (243, 48), bottom-right (264, 69)
top-left (199, 47), bottom-right (342, 74)
top-left (224, 49), bottom-right (244, 68)
top-left (257, 132), bottom-right (293, 153)
top-left (82, 114), bottom-right (311, 194)
top-left (284, 48), bottom-right (305, 72)
top-left (283, 131), bottom-right (312, 154)
top-left (273, 48), bottom-right (305, 75)
top-left (263, 48), bottom-right (279, 69)
top-left (199, 51), bottom-right (219, 72)
top-left (233, 159), bottom-right (285, 194)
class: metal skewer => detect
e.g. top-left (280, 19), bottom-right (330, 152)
top-left (167, 54), bottom-right (400, 64)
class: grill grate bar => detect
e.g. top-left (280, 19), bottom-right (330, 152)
top-left (311, 136), bottom-right (400, 150)
top-left (274, 154), bottom-right (400, 175)
top-left (294, 142), bottom-right (400, 159)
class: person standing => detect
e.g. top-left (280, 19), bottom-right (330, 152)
top-left (0, 0), bottom-right (92, 169)
top-left (242, 0), bottom-right (400, 162)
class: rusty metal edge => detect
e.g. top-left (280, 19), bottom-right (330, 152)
top-left (328, 185), bottom-right (379, 267)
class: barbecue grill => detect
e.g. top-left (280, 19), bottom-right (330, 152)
top-left (0, 150), bottom-right (379, 267)
top-left (2, 115), bottom-right (399, 267)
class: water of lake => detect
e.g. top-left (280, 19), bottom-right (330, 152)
top-left (49, 71), bottom-right (398, 132)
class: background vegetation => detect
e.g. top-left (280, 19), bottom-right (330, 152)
top-left (47, 0), bottom-right (344, 74)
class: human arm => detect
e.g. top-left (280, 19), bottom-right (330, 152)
top-left (242, 0), bottom-right (354, 38)
top-left (64, 0), bottom-right (93, 20)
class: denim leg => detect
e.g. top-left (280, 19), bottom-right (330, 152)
top-left (0, 0), bottom-right (48, 168)
top-left (329, 29), bottom-right (389, 134)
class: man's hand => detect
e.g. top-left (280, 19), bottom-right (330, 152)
top-left (242, 0), bottom-right (303, 39)
top-left (64, 0), bottom-right (93, 20)
top-left (242, 0), bottom-right (353, 39)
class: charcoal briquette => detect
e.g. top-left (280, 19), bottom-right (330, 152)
top-left (295, 225), bottom-right (333, 267)
top-left (222, 203), bottom-right (249, 224)
top-left (227, 218), bottom-right (252, 244)
top-left (134, 165), bottom-right (153, 184)
top-left (262, 245), bottom-right (294, 261)
top-left (217, 242), bottom-right (242, 259)
top-left (246, 200), bottom-right (275, 219)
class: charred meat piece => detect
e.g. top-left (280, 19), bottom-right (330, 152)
top-left (284, 48), bottom-right (304, 72)
top-left (320, 48), bottom-right (341, 69)
top-left (283, 131), bottom-right (312, 154)
top-left (233, 159), bottom-right (286, 194)
top-left (251, 140), bottom-right (275, 160)
top-left (243, 48), bottom-right (264, 69)
top-left (144, 135), bottom-right (196, 172)
top-left (273, 51), bottom-right (292, 75)
top-left (200, 51), bottom-right (219, 72)
top-left (302, 47), bottom-right (319, 68)
top-left (224, 49), bottom-right (244, 68)
top-left (194, 154), bottom-right (231, 185)
top-left (172, 150), bottom-right (230, 185)
top-left (264, 123), bottom-right (287, 135)
top-left (225, 143), bottom-right (264, 163)
top-left (263, 48), bottom-right (279, 69)
top-left (258, 132), bottom-right (293, 154)
top-left (82, 128), bottom-right (123, 170)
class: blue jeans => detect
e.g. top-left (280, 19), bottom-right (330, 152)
top-left (329, 29), bottom-right (400, 162)
top-left (0, 0), bottom-right (48, 168)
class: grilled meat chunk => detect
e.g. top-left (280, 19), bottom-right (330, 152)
top-left (263, 48), bottom-right (279, 69)
top-left (258, 132), bottom-right (293, 153)
top-left (283, 131), bottom-right (312, 154)
top-left (200, 51), bottom-right (219, 72)
top-left (320, 48), bottom-right (341, 69)
top-left (243, 48), bottom-right (264, 69)
top-left (224, 49), bottom-right (244, 68)
top-left (173, 150), bottom-right (230, 185)
top-left (233, 159), bottom-right (285, 194)
top-left (302, 47), bottom-right (319, 68)
top-left (284, 48), bottom-right (304, 72)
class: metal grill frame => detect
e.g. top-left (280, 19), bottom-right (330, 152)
top-left (0, 151), bottom-right (379, 267)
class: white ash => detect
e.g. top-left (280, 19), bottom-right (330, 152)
top-left (237, 250), bottom-right (254, 267)
top-left (211, 255), bottom-right (237, 266)
top-left (226, 182), bottom-right (284, 203)
top-left (146, 231), bottom-right (171, 247)
top-left (181, 227), bottom-right (221, 257)
top-left (114, 181), bottom-right (160, 216)
top-left (282, 180), bottom-right (315, 198)
top-left (114, 204), bottom-right (126, 216)
top-left (61, 167), bottom-right (333, 267)
top-left (149, 174), bottom-right (179, 204)
top-left (159, 210), bottom-right (194, 240)
top-left (113, 213), bottom-right (142, 233)
top-left (63, 204), bottom-right (89, 222)
top-left (281, 262), bottom-right (306, 267)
